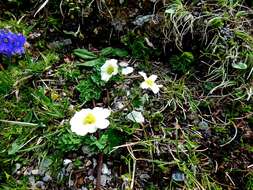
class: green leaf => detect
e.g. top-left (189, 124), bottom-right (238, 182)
top-left (100, 47), bottom-right (114, 56)
top-left (76, 58), bottom-right (105, 67)
top-left (8, 141), bottom-right (22, 155)
top-left (100, 47), bottom-right (128, 57)
top-left (235, 31), bottom-right (253, 43)
top-left (73, 49), bottom-right (97, 60)
top-left (57, 131), bottom-right (83, 152)
top-left (93, 134), bottom-right (108, 150)
top-left (111, 48), bottom-right (128, 57)
top-left (232, 62), bottom-right (248, 70)
top-left (208, 17), bottom-right (224, 28)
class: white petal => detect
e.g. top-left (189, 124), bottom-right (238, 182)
top-left (150, 84), bottom-right (160, 94)
top-left (96, 119), bottom-right (110, 129)
top-left (76, 109), bottom-right (92, 116)
top-left (138, 71), bottom-right (147, 79)
top-left (101, 71), bottom-right (112, 81)
top-left (85, 124), bottom-right (98, 133)
top-left (93, 107), bottom-right (111, 119)
top-left (126, 111), bottom-right (145, 123)
top-left (70, 109), bottom-right (98, 136)
top-left (148, 75), bottom-right (157, 81)
top-left (110, 62), bottom-right (119, 75)
top-left (106, 59), bottom-right (118, 65)
top-left (101, 62), bottom-right (110, 72)
top-left (71, 124), bottom-right (90, 136)
top-left (140, 81), bottom-right (149, 89)
top-left (119, 61), bottom-right (128, 67)
top-left (122, 67), bottom-right (134, 75)
top-left (101, 59), bottom-right (118, 72)
top-left (70, 109), bottom-right (90, 127)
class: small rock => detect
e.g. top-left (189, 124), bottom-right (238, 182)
top-left (13, 163), bottom-right (21, 174)
top-left (85, 160), bottom-right (92, 167)
top-left (172, 170), bottom-right (185, 182)
top-left (43, 175), bottom-right (52, 182)
top-left (114, 101), bottom-right (124, 110)
top-left (48, 39), bottom-right (72, 49)
top-left (198, 121), bottom-right (211, 137)
top-left (198, 121), bottom-right (209, 129)
top-left (29, 176), bottom-right (35, 186)
top-left (82, 146), bottom-right (95, 157)
top-left (23, 168), bottom-right (32, 176)
top-left (66, 163), bottom-right (73, 173)
top-left (133, 15), bottom-right (153, 26)
top-left (87, 169), bottom-right (93, 176)
top-left (63, 159), bottom-right (72, 166)
top-left (139, 173), bottom-right (150, 182)
top-left (69, 179), bottom-right (74, 186)
top-left (92, 158), bottom-right (97, 169)
top-left (36, 181), bottom-right (45, 189)
top-left (102, 164), bottom-right (111, 175)
top-left (119, 61), bottom-right (128, 67)
top-left (31, 169), bottom-right (40, 175)
top-left (100, 175), bottom-right (112, 186)
top-left (88, 175), bottom-right (95, 181)
top-left (39, 158), bottom-right (53, 175)
top-left (100, 175), bottom-right (108, 186)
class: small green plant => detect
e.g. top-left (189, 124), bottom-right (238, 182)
top-left (121, 32), bottom-right (156, 60)
top-left (76, 77), bottom-right (102, 103)
top-left (73, 47), bottom-right (128, 103)
top-left (169, 51), bottom-right (194, 73)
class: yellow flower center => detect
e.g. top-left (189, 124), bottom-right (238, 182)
top-left (106, 65), bottom-right (114, 75)
top-left (83, 113), bottom-right (96, 125)
top-left (145, 79), bottom-right (154, 87)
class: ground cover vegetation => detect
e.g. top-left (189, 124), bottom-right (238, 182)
top-left (0, 0), bottom-right (252, 189)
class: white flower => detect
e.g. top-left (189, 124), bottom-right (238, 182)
top-left (139, 71), bottom-right (163, 94)
top-left (101, 59), bottom-right (119, 82)
top-left (126, 110), bottom-right (145, 124)
top-left (122, 67), bottom-right (134, 75)
top-left (70, 107), bottom-right (111, 136)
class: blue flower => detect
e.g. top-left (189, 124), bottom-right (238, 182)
top-left (0, 29), bottom-right (26, 57)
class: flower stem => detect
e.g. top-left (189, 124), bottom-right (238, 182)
top-left (96, 152), bottom-right (103, 190)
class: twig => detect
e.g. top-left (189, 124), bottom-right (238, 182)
top-left (225, 172), bottom-right (235, 187)
top-left (96, 152), bottom-right (103, 190)
top-left (34, 0), bottom-right (49, 17)
top-left (130, 159), bottom-right (136, 190)
top-left (127, 146), bottom-right (137, 190)
top-left (0, 119), bottom-right (39, 126)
